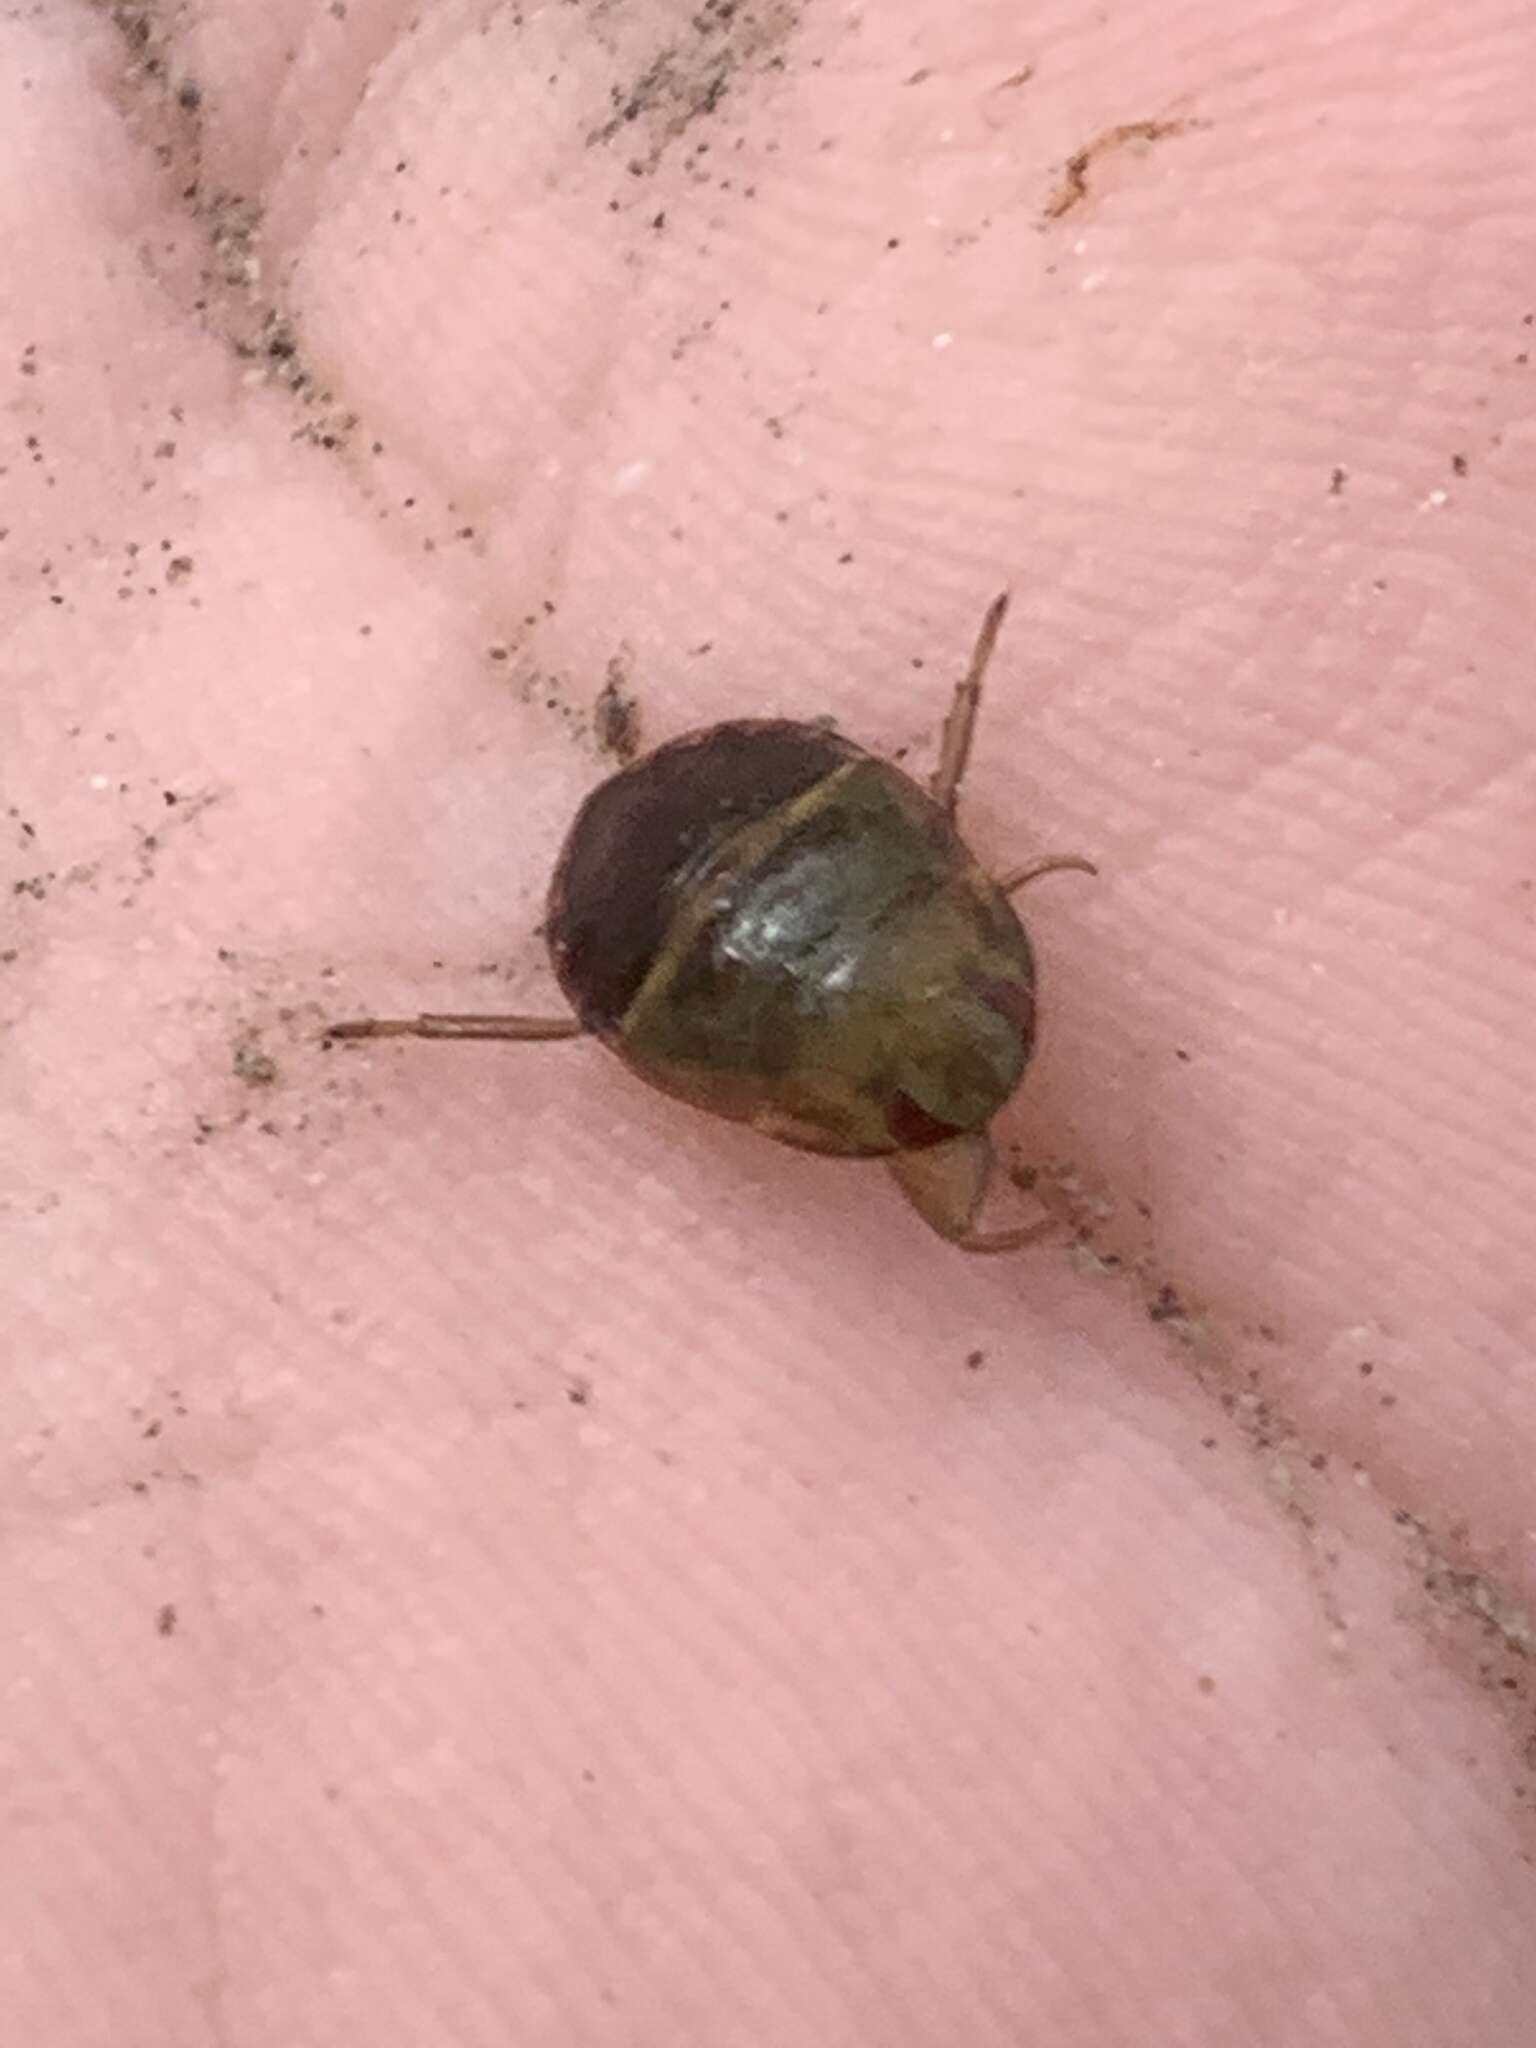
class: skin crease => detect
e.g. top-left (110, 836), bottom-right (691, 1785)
top-left (2, 0), bottom-right (1534, 2041)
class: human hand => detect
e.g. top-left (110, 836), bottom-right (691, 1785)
top-left (6, 4), bottom-right (1533, 2042)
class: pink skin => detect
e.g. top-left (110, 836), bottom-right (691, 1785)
top-left (4, 1), bottom-right (1534, 2042)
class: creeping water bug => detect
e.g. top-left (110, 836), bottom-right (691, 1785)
top-left (331, 594), bottom-right (1094, 1251)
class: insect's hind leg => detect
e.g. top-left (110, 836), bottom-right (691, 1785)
top-left (929, 591), bottom-right (1011, 817)
top-left (326, 1013), bottom-right (582, 1043)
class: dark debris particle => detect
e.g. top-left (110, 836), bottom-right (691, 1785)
top-left (156, 1603), bottom-right (177, 1636)
top-left (1330, 466), bottom-right (1348, 495)
top-left (566, 1376), bottom-right (592, 1406)
top-left (964, 1349), bottom-right (986, 1371)
top-left (594, 661), bottom-right (641, 762)
top-left (232, 1031), bottom-right (279, 1088)
top-left (1148, 1282), bottom-right (1186, 1323)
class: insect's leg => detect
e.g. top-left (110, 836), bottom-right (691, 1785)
top-left (997, 852), bottom-right (1098, 894)
top-left (326, 1013), bottom-right (582, 1043)
top-left (886, 1130), bottom-right (1055, 1254)
top-left (930, 591), bottom-right (1011, 816)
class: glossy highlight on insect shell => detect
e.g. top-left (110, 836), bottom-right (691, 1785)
top-left (329, 594), bottom-right (1095, 1253)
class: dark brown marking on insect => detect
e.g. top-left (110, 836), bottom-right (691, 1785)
top-left (970, 973), bottom-right (1036, 1042)
top-left (888, 1094), bottom-right (965, 1151)
top-left (547, 720), bottom-right (860, 1033)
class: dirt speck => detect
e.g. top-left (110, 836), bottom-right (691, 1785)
top-left (585, 0), bottom-right (799, 176)
top-left (232, 1029), bottom-right (279, 1088)
top-left (95, 13), bottom-right (360, 457)
top-left (594, 654), bottom-right (642, 762)
top-left (1147, 1281), bottom-right (1183, 1321)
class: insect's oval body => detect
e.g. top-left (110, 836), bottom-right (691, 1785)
top-left (546, 720), bottom-right (1036, 1157)
top-left (329, 594), bottom-right (1094, 1252)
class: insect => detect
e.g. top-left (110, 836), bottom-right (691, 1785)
top-left (330, 594), bottom-right (1094, 1251)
